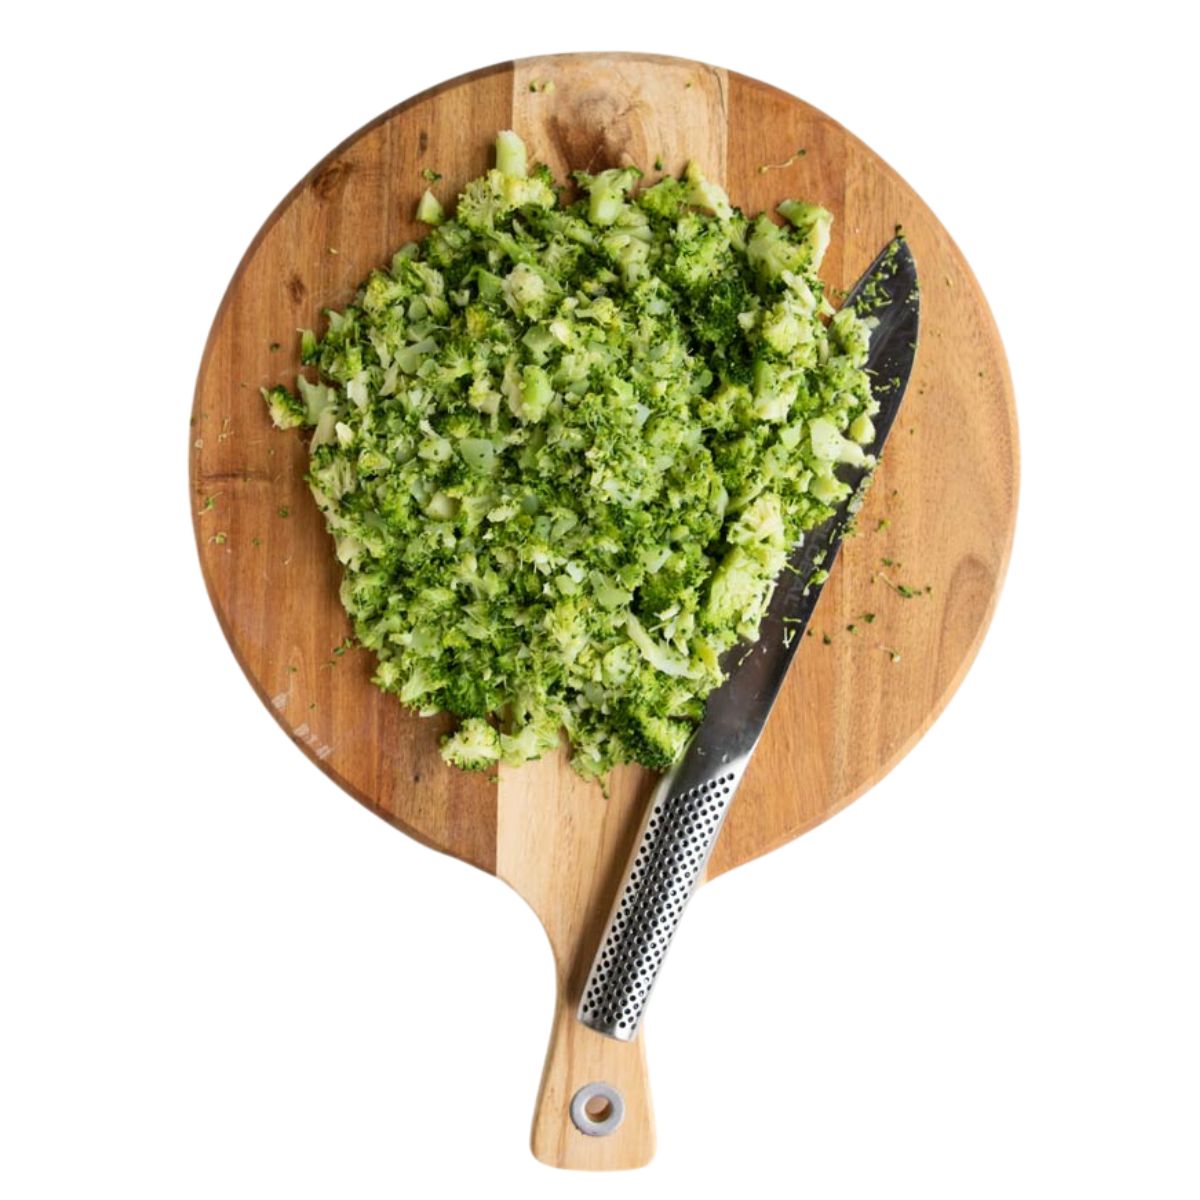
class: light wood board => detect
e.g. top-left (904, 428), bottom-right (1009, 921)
top-left (191, 53), bottom-right (1019, 1170)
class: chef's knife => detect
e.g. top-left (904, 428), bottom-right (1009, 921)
top-left (577, 236), bottom-right (920, 1041)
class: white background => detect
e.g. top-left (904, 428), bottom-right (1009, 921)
top-left (3, 3), bottom-right (1197, 1196)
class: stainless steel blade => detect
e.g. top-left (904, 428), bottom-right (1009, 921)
top-left (577, 237), bottom-right (920, 1041)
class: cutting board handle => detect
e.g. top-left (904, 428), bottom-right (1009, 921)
top-left (530, 991), bottom-right (655, 1169)
top-left (497, 751), bottom-right (658, 1168)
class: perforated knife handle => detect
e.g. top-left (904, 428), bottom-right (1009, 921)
top-left (577, 754), bottom-right (749, 1041)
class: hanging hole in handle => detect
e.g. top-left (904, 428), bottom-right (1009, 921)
top-left (570, 1082), bottom-right (625, 1137)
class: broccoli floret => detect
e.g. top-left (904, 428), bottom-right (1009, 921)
top-left (500, 709), bottom-right (562, 764)
top-left (499, 172), bottom-right (555, 212)
top-left (456, 134), bottom-right (553, 233)
top-left (683, 160), bottom-right (733, 220)
top-left (829, 306), bottom-right (874, 367)
top-left (667, 217), bottom-right (734, 291)
top-left (777, 200), bottom-right (832, 270)
top-left (455, 173), bottom-right (506, 233)
top-left (746, 214), bottom-right (811, 283)
top-left (502, 262), bottom-right (553, 320)
top-left (439, 718), bottom-right (502, 771)
top-left (702, 544), bottom-right (783, 638)
top-left (636, 175), bottom-right (689, 220)
top-left (615, 705), bottom-right (693, 771)
top-left (751, 359), bottom-right (798, 422)
top-left (439, 665), bottom-right (502, 718)
top-left (575, 165), bottom-right (642, 226)
top-left (262, 384), bottom-right (308, 429)
top-left (728, 492), bottom-right (786, 546)
top-left (687, 272), bottom-right (753, 347)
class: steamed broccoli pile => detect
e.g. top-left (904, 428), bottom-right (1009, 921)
top-left (264, 131), bottom-right (879, 780)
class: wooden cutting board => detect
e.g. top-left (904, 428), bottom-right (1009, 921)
top-left (191, 52), bottom-right (1018, 1170)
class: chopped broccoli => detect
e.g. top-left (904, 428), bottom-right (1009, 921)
top-left (809, 416), bottom-right (872, 467)
top-left (495, 129), bottom-right (528, 179)
top-left (265, 131), bottom-right (880, 782)
top-left (439, 718), bottom-right (501, 771)
top-left (616, 707), bottom-right (693, 771)
top-left (777, 200), bottom-right (833, 270)
top-left (576, 165), bottom-right (643, 226)
top-left (636, 175), bottom-right (689, 220)
top-left (683, 159), bottom-right (733, 219)
top-left (746, 214), bottom-right (811, 282)
top-left (262, 384), bottom-right (307, 429)
top-left (416, 188), bottom-right (444, 225)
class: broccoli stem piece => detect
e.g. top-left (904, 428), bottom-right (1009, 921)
top-left (582, 166), bottom-right (642, 226)
top-left (495, 129), bottom-right (528, 179)
top-left (416, 188), bottom-right (444, 225)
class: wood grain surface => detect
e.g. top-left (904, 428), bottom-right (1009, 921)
top-left (191, 53), bottom-right (1018, 1169)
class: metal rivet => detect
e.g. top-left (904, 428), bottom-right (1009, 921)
top-left (570, 1082), bottom-right (625, 1137)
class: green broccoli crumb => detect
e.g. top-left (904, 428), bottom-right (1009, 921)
top-left (876, 571), bottom-right (924, 599)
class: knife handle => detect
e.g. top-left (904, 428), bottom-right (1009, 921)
top-left (576, 755), bottom-right (748, 1040)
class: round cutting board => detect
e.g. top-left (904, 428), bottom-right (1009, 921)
top-left (191, 52), bottom-right (1018, 1170)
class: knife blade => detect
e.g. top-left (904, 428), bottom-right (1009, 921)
top-left (577, 236), bottom-right (920, 1041)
